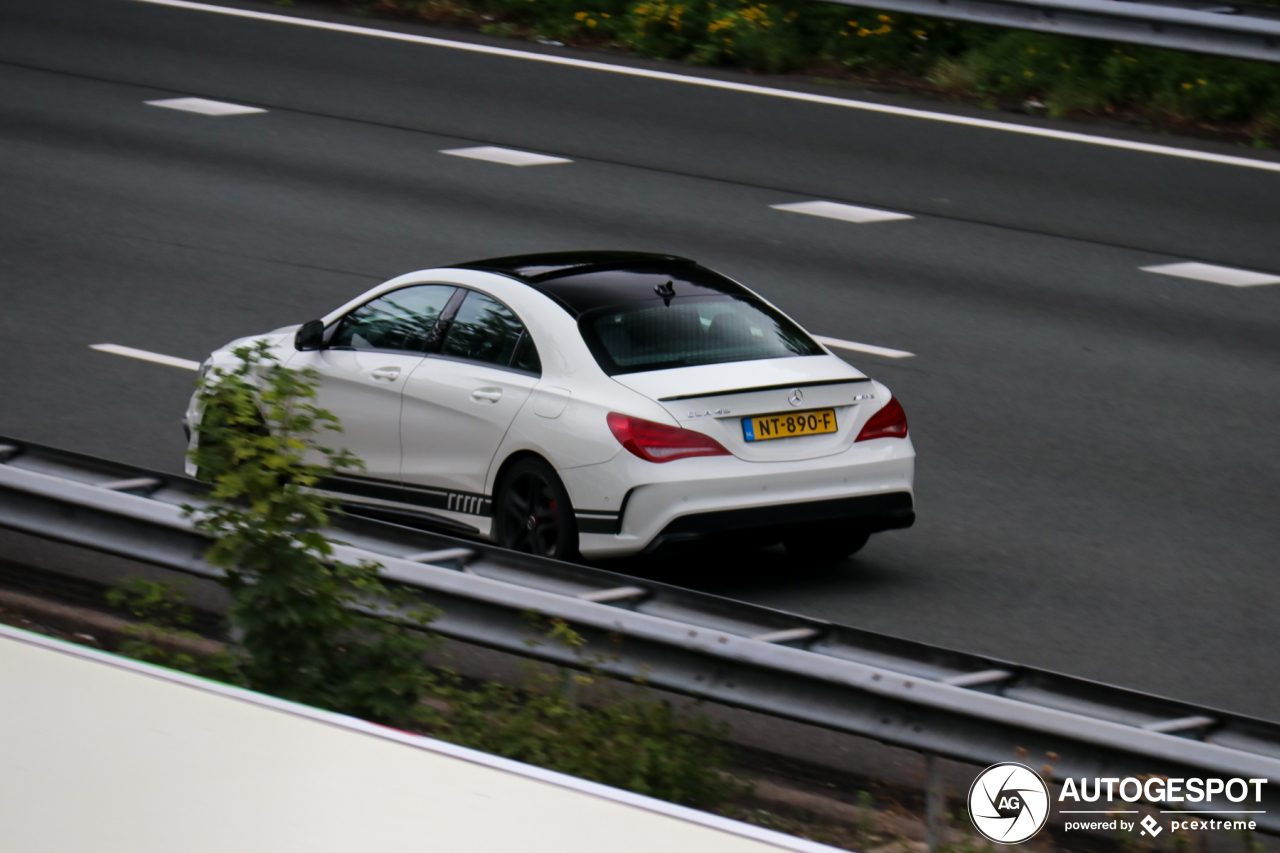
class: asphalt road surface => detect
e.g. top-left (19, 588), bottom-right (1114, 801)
top-left (2, 0), bottom-right (1278, 718)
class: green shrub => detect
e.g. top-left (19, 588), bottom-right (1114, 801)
top-left (633, 1), bottom-right (807, 71)
top-left (106, 577), bottom-right (238, 681)
top-left (179, 342), bottom-right (738, 808)
top-left (816, 8), bottom-right (970, 74)
top-left (433, 620), bottom-right (739, 808)
top-left (187, 341), bottom-right (441, 727)
top-left (941, 32), bottom-right (1280, 125)
top-left (483, 0), bottom-right (627, 39)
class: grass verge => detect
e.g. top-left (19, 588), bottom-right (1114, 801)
top-left (312, 0), bottom-right (1280, 146)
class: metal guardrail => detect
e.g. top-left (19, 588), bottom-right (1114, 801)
top-left (823, 0), bottom-right (1280, 64)
top-left (1, 434), bottom-right (1278, 831)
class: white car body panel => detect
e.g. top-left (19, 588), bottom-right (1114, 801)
top-left (188, 256), bottom-right (916, 557)
top-left (289, 348), bottom-right (424, 483)
top-left (401, 356), bottom-right (537, 497)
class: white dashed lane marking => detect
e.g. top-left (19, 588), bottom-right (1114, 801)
top-left (812, 336), bottom-right (915, 359)
top-left (772, 201), bottom-right (913, 224)
top-left (441, 146), bottom-right (572, 167)
top-left (1141, 262), bottom-right (1280, 287)
top-left (146, 97), bottom-right (267, 116)
top-left (91, 344), bottom-right (201, 371)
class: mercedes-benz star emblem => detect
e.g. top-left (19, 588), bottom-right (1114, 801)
top-left (788, 388), bottom-right (804, 407)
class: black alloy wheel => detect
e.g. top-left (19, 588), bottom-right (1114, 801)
top-left (494, 457), bottom-right (578, 560)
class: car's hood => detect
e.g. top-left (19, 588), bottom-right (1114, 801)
top-left (220, 326), bottom-right (299, 353)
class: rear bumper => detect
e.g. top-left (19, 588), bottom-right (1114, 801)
top-left (565, 435), bottom-right (914, 558)
top-left (642, 491), bottom-right (914, 554)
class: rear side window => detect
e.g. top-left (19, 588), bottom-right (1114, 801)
top-left (440, 290), bottom-right (526, 368)
top-left (580, 296), bottom-right (823, 375)
top-left (330, 285), bottom-right (456, 352)
top-left (511, 332), bottom-right (542, 374)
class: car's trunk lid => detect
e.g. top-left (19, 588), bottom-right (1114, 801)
top-left (611, 356), bottom-right (878, 462)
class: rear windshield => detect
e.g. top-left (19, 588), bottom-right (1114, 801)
top-left (580, 294), bottom-right (824, 375)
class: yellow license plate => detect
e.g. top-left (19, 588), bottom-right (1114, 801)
top-left (742, 408), bottom-right (838, 441)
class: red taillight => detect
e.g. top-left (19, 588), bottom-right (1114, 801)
top-left (855, 397), bottom-right (908, 442)
top-left (607, 412), bottom-right (731, 463)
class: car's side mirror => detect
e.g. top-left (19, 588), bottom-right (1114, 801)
top-left (295, 319), bottom-right (325, 351)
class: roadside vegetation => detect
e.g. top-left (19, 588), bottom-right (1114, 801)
top-left (326, 0), bottom-right (1280, 145)
top-left (125, 341), bottom-right (738, 809)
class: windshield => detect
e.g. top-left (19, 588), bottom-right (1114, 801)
top-left (579, 294), bottom-right (824, 375)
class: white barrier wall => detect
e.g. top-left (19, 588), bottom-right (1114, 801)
top-left (0, 624), bottom-right (836, 853)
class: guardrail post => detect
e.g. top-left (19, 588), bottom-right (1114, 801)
top-left (925, 754), bottom-right (945, 853)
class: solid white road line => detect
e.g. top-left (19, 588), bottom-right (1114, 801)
top-left (91, 344), bottom-right (201, 371)
top-left (812, 336), bottom-right (915, 359)
top-left (1140, 262), bottom-right (1280, 287)
top-left (145, 97), bottom-right (267, 116)
top-left (130, 0), bottom-right (1280, 174)
top-left (772, 201), bottom-right (913, 224)
top-left (441, 146), bottom-right (571, 166)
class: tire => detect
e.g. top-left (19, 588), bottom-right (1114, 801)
top-left (782, 522), bottom-right (871, 564)
top-left (493, 457), bottom-right (579, 560)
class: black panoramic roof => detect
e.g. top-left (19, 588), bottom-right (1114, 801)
top-left (452, 251), bottom-right (753, 318)
top-left (454, 251), bottom-right (694, 282)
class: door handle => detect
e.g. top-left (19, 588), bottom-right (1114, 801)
top-left (471, 387), bottom-right (503, 403)
top-left (371, 366), bottom-right (401, 381)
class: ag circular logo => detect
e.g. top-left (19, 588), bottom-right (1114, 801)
top-left (968, 762), bottom-right (1050, 844)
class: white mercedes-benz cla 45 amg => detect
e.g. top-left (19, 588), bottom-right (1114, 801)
top-left (187, 252), bottom-right (915, 562)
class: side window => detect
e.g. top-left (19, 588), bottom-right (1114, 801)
top-left (330, 285), bottom-right (456, 352)
top-left (511, 332), bottom-right (542, 374)
top-left (439, 290), bottom-right (526, 368)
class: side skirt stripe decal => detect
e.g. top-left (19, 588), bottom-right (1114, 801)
top-left (326, 478), bottom-right (624, 530)
top-left (324, 475), bottom-right (494, 518)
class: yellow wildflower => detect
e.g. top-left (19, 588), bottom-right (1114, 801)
top-left (878, 13), bottom-right (893, 21)
top-left (574, 10), bottom-right (588, 19)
